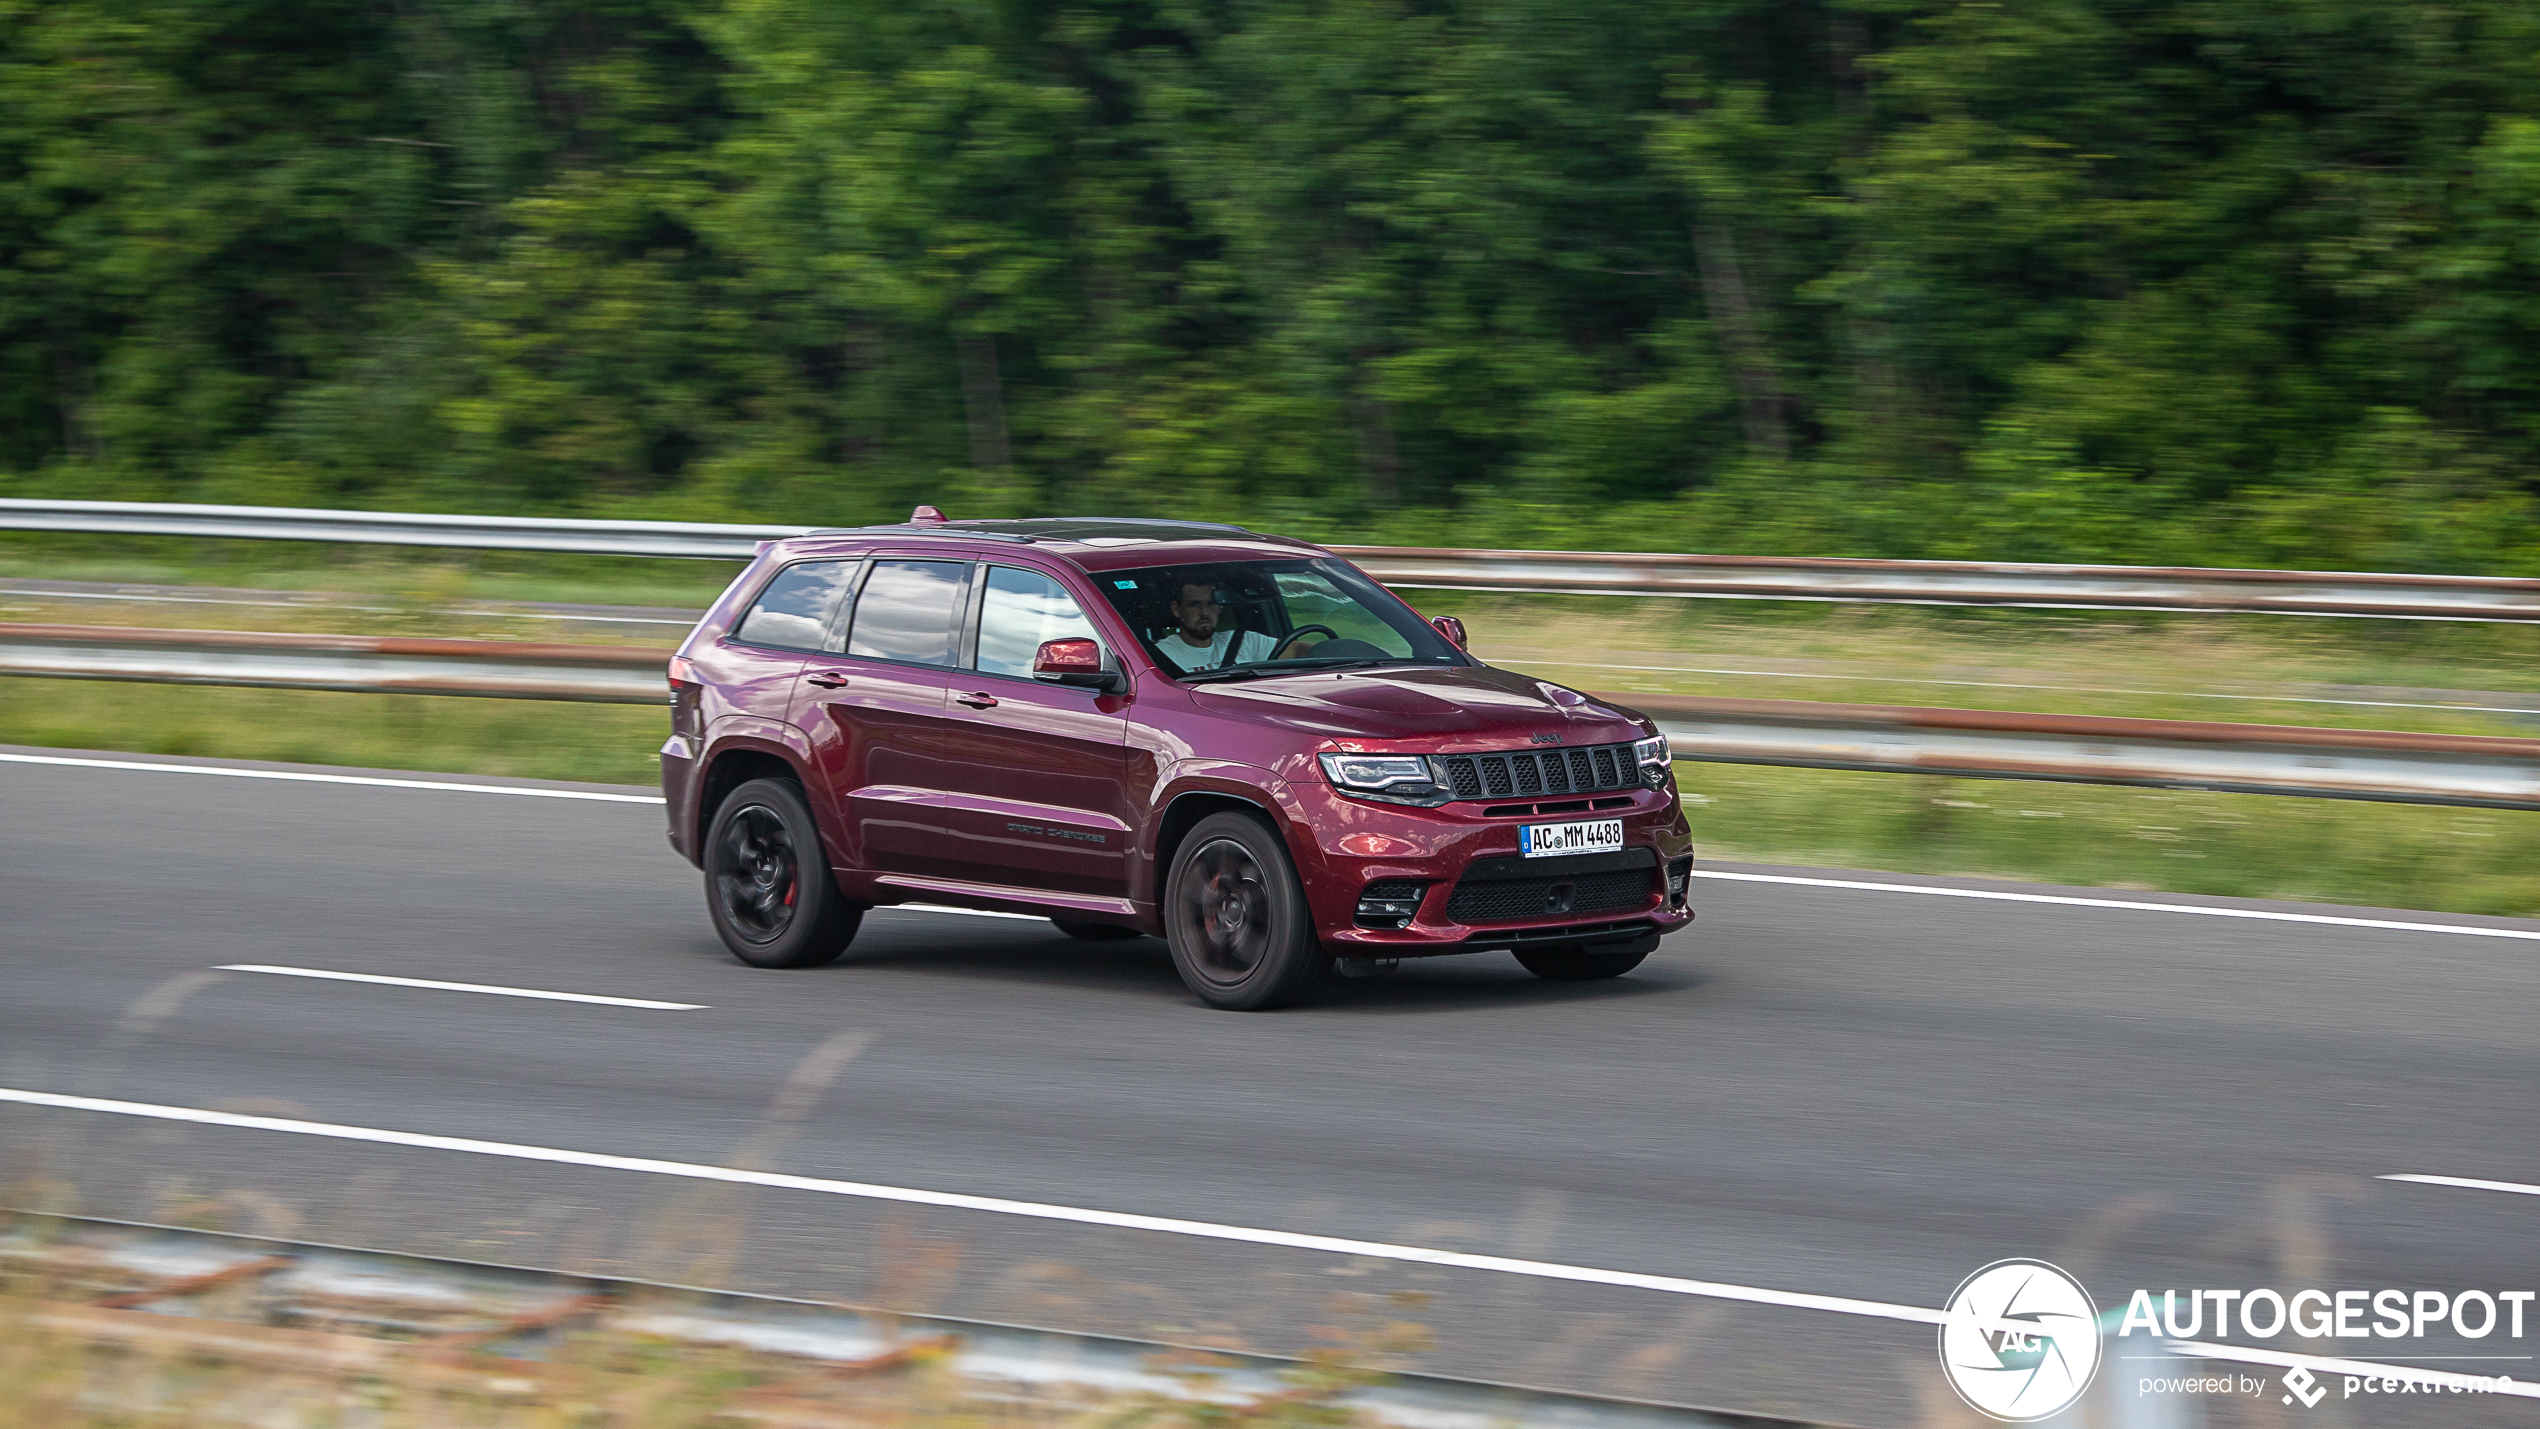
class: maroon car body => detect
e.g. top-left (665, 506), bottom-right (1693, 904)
top-left (661, 514), bottom-right (1695, 1005)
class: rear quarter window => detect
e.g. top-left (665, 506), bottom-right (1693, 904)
top-left (732, 560), bottom-right (860, 651)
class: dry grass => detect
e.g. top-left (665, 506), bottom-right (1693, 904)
top-left (0, 1237), bottom-right (1417, 1429)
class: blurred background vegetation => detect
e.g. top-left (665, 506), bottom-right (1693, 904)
top-left (4, 0), bottom-right (2538, 568)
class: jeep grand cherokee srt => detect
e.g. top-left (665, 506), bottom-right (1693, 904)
top-left (661, 512), bottom-right (1695, 1009)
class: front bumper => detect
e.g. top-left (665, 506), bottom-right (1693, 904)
top-left (1285, 776), bottom-right (1696, 954)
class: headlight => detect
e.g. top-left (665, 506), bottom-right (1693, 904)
top-left (1319, 753), bottom-right (1437, 794)
top-left (1634, 733), bottom-right (1670, 787)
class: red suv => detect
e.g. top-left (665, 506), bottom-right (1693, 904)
top-left (661, 512), bottom-right (1695, 1009)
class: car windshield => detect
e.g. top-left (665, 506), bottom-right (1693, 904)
top-left (1096, 558), bottom-right (1466, 680)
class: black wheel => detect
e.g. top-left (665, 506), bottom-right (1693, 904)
top-left (1053, 919), bottom-right (1143, 941)
top-left (1163, 812), bottom-right (1327, 1010)
top-left (1514, 935), bottom-right (1656, 982)
top-left (704, 777), bottom-right (862, 969)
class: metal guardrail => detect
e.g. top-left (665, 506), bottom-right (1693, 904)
top-left (9, 497), bottom-right (2540, 620)
top-left (1334, 546), bottom-right (2540, 622)
top-left (0, 498), bottom-right (800, 559)
top-left (1, 1211), bottom-right (1777, 1429)
top-left (1634, 695), bottom-right (2540, 811)
top-left (4, 624), bottom-right (2534, 809)
top-left (0, 623), bottom-right (667, 703)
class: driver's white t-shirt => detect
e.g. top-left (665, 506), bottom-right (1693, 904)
top-left (1155, 629), bottom-right (1278, 672)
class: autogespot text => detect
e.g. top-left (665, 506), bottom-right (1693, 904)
top-left (2120, 1287), bottom-right (2534, 1341)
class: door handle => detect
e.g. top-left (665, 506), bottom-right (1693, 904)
top-left (804, 670), bottom-right (850, 689)
top-left (955, 691), bottom-right (999, 709)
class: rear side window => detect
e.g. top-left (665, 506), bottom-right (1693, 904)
top-left (975, 567), bottom-right (1099, 677)
top-left (731, 560), bottom-right (859, 651)
top-left (846, 559), bottom-right (967, 666)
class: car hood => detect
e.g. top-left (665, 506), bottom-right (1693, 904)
top-left (1187, 663), bottom-right (1649, 750)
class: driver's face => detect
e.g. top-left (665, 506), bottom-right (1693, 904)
top-left (1171, 585), bottom-right (1220, 641)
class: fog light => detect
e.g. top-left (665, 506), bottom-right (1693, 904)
top-left (1665, 857), bottom-right (1693, 910)
top-left (1354, 880), bottom-right (1429, 929)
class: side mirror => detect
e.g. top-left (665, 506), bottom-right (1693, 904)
top-left (1429, 615), bottom-right (1468, 649)
top-left (1033, 637), bottom-right (1122, 691)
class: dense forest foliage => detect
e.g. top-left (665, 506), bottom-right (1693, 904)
top-left (3, 1), bottom-right (2537, 568)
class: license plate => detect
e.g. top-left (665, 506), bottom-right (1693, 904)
top-left (1518, 818), bottom-right (1626, 858)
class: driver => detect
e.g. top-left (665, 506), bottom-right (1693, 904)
top-left (1154, 579), bottom-right (1303, 672)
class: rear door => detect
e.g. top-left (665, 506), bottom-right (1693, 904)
top-left (935, 563), bottom-right (1136, 899)
top-left (702, 556), bottom-right (862, 729)
top-left (796, 556), bottom-right (971, 878)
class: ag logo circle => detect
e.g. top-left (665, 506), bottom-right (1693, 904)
top-left (1938, 1259), bottom-right (2101, 1422)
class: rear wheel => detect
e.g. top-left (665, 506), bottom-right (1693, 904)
top-left (1052, 919), bottom-right (1143, 941)
top-left (1514, 936), bottom-right (1656, 982)
top-left (1163, 812), bottom-right (1327, 1010)
top-left (705, 778), bottom-right (862, 969)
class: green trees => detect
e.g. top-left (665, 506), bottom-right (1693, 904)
top-left (2, 0), bottom-right (2535, 569)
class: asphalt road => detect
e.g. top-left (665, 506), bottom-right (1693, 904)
top-left (5, 744), bottom-right (2537, 1428)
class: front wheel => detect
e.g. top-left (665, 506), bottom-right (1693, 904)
top-left (705, 778), bottom-right (862, 968)
top-left (1514, 936), bottom-right (1655, 982)
top-left (1163, 812), bottom-right (1327, 1010)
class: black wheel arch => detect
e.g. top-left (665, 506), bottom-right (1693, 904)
top-left (700, 747), bottom-right (804, 831)
top-left (1152, 789), bottom-right (1287, 905)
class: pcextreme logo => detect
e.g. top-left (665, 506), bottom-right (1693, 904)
top-left (1939, 1259), bottom-right (2102, 1422)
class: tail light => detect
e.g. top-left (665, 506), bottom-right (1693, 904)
top-left (667, 655), bottom-right (703, 734)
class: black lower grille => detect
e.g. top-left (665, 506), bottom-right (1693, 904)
top-left (1438, 742), bottom-right (1641, 803)
top-left (1447, 867), bottom-right (1655, 924)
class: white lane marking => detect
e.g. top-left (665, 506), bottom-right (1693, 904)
top-left (0, 1085), bottom-right (1946, 1329)
top-left (1693, 870), bottom-right (2540, 942)
top-left (218, 965), bottom-right (704, 1010)
top-left (883, 903), bottom-right (1050, 923)
top-left (0, 752), bottom-right (662, 804)
top-left (2168, 1339), bottom-right (2540, 1399)
top-left (2380, 1173), bottom-right (2540, 1197)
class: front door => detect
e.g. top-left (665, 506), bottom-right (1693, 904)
top-left (935, 563), bottom-right (1135, 899)
top-left (796, 556), bottom-right (970, 878)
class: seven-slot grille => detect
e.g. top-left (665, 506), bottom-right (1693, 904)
top-left (1435, 742), bottom-right (1638, 802)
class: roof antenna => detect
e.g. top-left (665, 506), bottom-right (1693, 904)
top-left (908, 505), bottom-right (948, 525)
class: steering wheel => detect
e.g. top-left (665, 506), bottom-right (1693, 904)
top-left (1276, 623), bottom-right (1343, 660)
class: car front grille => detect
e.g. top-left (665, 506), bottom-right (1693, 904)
top-left (1445, 867), bottom-right (1656, 924)
top-left (1436, 742), bottom-right (1640, 802)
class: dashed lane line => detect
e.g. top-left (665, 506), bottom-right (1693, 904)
top-left (218, 964), bottom-right (704, 1010)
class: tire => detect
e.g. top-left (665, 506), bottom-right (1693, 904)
top-left (1052, 919), bottom-right (1144, 941)
top-left (1514, 935), bottom-right (1656, 982)
top-left (1163, 812), bottom-right (1328, 1010)
top-left (704, 777), bottom-right (862, 969)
